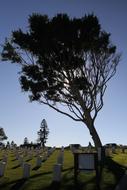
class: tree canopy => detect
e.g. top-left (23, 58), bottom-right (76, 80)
top-left (1, 13), bottom-right (120, 147)
top-left (23, 137), bottom-right (29, 145)
top-left (0, 127), bottom-right (7, 142)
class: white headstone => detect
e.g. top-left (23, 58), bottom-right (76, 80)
top-left (36, 156), bottom-right (42, 167)
top-left (18, 156), bottom-right (24, 166)
top-left (2, 155), bottom-right (8, 163)
top-left (47, 149), bottom-right (51, 157)
top-left (23, 163), bottom-right (31, 178)
top-left (15, 152), bottom-right (20, 160)
top-left (57, 154), bottom-right (64, 165)
top-left (53, 164), bottom-right (61, 182)
top-left (0, 162), bottom-right (6, 176)
top-left (122, 147), bottom-right (125, 153)
top-left (105, 148), bottom-right (110, 157)
top-left (70, 146), bottom-right (76, 153)
top-left (61, 146), bottom-right (64, 152)
top-left (112, 146), bottom-right (116, 154)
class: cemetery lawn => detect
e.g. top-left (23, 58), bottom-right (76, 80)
top-left (0, 149), bottom-right (127, 190)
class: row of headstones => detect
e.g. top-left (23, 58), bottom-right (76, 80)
top-left (0, 146), bottom-right (56, 165)
top-left (14, 147), bottom-right (53, 158)
top-left (0, 147), bottom-right (56, 178)
top-left (105, 147), bottom-right (127, 155)
top-left (70, 145), bottom-right (126, 160)
top-left (0, 147), bottom-right (48, 162)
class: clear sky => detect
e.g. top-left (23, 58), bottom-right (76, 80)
top-left (0, 0), bottom-right (127, 147)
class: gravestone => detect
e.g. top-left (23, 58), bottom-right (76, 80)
top-left (18, 155), bottom-right (24, 166)
top-left (0, 162), bottom-right (6, 176)
top-left (47, 149), bottom-right (51, 157)
top-left (105, 148), bottom-right (110, 157)
top-left (23, 163), bottom-right (31, 178)
top-left (53, 164), bottom-right (62, 182)
top-left (61, 146), bottom-right (64, 152)
top-left (57, 152), bottom-right (64, 166)
top-left (121, 146), bottom-right (125, 153)
top-left (2, 155), bottom-right (8, 163)
top-left (36, 156), bottom-right (42, 167)
top-left (112, 146), bottom-right (116, 154)
top-left (35, 149), bottom-right (40, 157)
top-left (15, 152), bottom-right (20, 160)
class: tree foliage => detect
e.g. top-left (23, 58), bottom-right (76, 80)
top-left (23, 137), bottom-right (29, 145)
top-left (1, 13), bottom-right (120, 147)
top-left (0, 127), bottom-right (7, 142)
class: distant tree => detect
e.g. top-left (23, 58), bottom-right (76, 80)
top-left (0, 127), bottom-right (7, 142)
top-left (6, 141), bottom-right (10, 148)
top-left (23, 137), bottom-right (29, 145)
top-left (11, 140), bottom-right (15, 148)
top-left (37, 119), bottom-right (49, 148)
top-left (1, 13), bottom-right (120, 148)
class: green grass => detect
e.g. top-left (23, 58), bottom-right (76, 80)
top-left (0, 148), bottom-right (127, 190)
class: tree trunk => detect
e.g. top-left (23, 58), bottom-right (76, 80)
top-left (85, 118), bottom-right (102, 149)
top-left (89, 125), bottom-right (102, 148)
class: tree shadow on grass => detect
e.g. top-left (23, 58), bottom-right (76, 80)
top-left (0, 171), bottom-right (54, 190)
top-left (32, 165), bottom-right (41, 171)
top-left (11, 164), bottom-right (20, 169)
top-left (62, 167), bottom-right (74, 172)
top-left (10, 179), bottom-right (27, 190)
top-left (44, 181), bottom-right (61, 190)
top-left (11, 158), bottom-right (17, 161)
top-left (25, 158), bottom-right (32, 162)
top-left (43, 167), bottom-right (99, 190)
top-left (0, 178), bottom-right (26, 190)
top-left (61, 173), bottom-right (98, 190)
top-left (30, 171), bottom-right (52, 179)
top-left (105, 156), bottom-right (125, 182)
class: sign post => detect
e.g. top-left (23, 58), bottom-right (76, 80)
top-left (73, 152), bottom-right (100, 188)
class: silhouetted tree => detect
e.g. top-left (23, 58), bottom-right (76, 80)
top-left (11, 140), bottom-right (14, 147)
top-left (6, 141), bottom-right (10, 148)
top-left (23, 137), bottom-right (29, 145)
top-left (37, 119), bottom-right (49, 148)
top-left (11, 140), bottom-right (16, 148)
top-left (1, 13), bottom-right (120, 148)
top-left (0, 127), bottom-right (7, 142)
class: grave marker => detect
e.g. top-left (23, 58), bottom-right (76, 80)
top-left (2, 155), bottom-right (8, 163)
top-left (57, 152), bottom-right (64, 166)
top-left (0, 162), bottom-right (6, 176)
top-left (36, 156), bottom-right (42, 167)
top-left (23, 163), bottom-right (31, 178)
top-left (53, 164), bottom-right (62, 182)
top-left (18, 155), bottom-right (24, 166)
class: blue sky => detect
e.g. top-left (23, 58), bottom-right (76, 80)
top-left (0, 0), bottom-right (127, 147)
